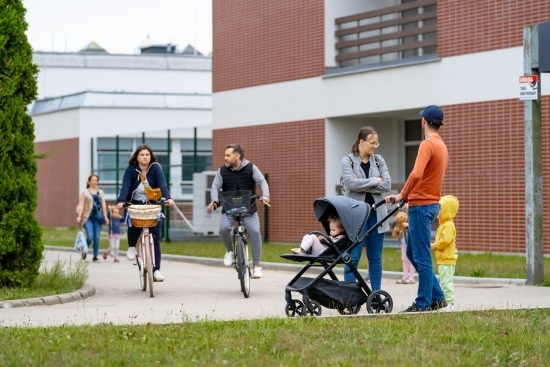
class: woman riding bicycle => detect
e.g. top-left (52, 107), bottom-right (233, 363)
top-left (116, 144), bottom-right (174, 282)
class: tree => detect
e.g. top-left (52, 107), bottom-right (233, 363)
top-left (0, 0), bottom-right (42, 287)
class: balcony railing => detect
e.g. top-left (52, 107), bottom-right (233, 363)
top-left (335, 0), bottom-right (437, 69)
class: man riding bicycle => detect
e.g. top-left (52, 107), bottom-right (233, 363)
top-left (208, 144), bottom-right (270, 278)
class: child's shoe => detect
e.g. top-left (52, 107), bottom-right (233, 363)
top-left (404, 277), bottom-right (415, 284)
top-left (114, 258), bottom-right (120, 263)
top-left (291, 248), bottom-right (306, 254)
top-left (396, 278), bottom-right (407, 284)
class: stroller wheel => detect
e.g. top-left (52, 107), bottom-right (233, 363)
top-left (336, 304), bottom-right (361, 315)
top-left (366, 290), bottom-right (393, 314)
top-left (285, 300), bottom-right (305, 317)
top-left (306, 300), bottom-right (322, 317)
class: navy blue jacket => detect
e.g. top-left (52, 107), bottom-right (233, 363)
top-left (117, 162), bottom-right (171, 204)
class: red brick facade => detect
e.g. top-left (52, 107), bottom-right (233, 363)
top-left (212, 120), bottom-right (326, 243)
top-left (438, 0), bottom-right (550, 57)
top-left (441, 96), bottom-right (550, 254)
top-left (35, 138), bottom-right (79, 227)
top-left (212, 0), bottom-right (325, 92)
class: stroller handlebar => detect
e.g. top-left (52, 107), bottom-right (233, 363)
top-left (373, 198), bottom-right (406, 210)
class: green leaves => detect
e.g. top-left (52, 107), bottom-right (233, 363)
top-left (0, 0), bottom-right (41, 287)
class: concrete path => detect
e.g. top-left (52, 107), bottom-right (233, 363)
top-left (1, 248), bottom-right (549, 327)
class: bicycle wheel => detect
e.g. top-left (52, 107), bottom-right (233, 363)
top-left (145, 235), bottom-right (154, 297)
top-left (236, 236), bottom-right (250, 298)
top-left (137, 243), bottom-right (146, 292)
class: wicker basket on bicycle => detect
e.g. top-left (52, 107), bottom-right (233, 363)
top-left (127, 205), bottom-right (161, 228)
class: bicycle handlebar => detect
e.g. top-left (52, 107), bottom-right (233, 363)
top-left (123, 197), bottom-right (168, 208)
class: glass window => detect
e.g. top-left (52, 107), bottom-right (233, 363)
top-left (405, 146), bottom-right (419, 177)
top-left (97, 153), bottom-right (131, 181)
top-left (405, 120), bottom-right (422, 141)
top-left (97, 138), bottom-right (133, 151)
top-left (181, 139), bottom-right (212, 152)
top-left (155, 154), bottom-right (170, 173)
top-left (144, 139), bottom-right (169, 152)
top-left (181, 155), bottom-right (212, 181)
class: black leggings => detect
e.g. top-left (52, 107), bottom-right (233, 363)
top-left (127, 218), bottom-right (163, 272)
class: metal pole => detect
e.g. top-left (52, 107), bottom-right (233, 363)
top-left (116, 135), bottom-right (120, 199)
top-left (523, 25), bottom-right (543, 285)
top-left (193, 127), bottom-right (198, 174)
top-left (263, 173), bottom-right (269, 242)
top-left (142, 132), bottom-right (145, 144)
top-left (90, 137), bottom-right (94, 173)
top-left (165, 130), bottom-right (171, 242)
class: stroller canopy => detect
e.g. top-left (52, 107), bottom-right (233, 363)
top-left (313, 196), bottom-right (370, 241)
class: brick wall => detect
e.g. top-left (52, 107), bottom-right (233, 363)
top-left (439, 0), bottom-right (550, 57)
top-left (441, 96), bottom-right (550, 254)
top-left (212, 0), bottom-right (325, 92)
top-left (212, 120), bottom-right (326, 243)
top-left (35, 138), bottom-right (79, 227)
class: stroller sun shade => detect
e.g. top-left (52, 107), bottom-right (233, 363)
top-left (313, 196), bottom-right (370, 242)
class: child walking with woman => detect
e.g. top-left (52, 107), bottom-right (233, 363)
top-left (393, 208), bottom-right (416, 284)
top-left (291, 215), bottom-right (345, 255)
top-left (103, 205), bottom-right (124, 262)
top-left (431, 195), bottom-right (459, 311)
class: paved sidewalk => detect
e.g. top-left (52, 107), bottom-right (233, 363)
top-left (1, 248), bottom-right (549, 327)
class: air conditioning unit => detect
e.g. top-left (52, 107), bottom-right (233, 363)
top-left (192, 171), bottom-right (221, 235)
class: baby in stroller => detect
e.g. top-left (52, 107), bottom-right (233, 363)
top-left (291, 215), bottom-right (345, 255)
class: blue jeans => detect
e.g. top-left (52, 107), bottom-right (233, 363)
top-left (406, 204), bottom-right (445, 309)
top-left (84, 216), bottom-right (102, 258)
top-left (343, 212), bottom-right (385, 291)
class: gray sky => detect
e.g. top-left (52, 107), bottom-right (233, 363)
top-left (23, 0), bottom-right (212, 55)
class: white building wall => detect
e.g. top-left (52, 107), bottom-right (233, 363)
top-left (37, 67), bottom-right (211, 99)
top-left (214, 47), bottom-right (550, 129)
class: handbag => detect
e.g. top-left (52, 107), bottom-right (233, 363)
top-left (89, 189), bottom-right (107, 224)
top-left (74, 230), bottom-right (88, 254)
top-left (138, 172), bottom-right (162, 202)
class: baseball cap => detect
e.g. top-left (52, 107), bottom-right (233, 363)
top-left (419, 105), bottom-right (444, 125)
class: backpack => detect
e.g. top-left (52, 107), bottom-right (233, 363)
top-left (340, 155), bottom-right (380, 196)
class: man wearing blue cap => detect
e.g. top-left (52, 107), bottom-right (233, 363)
top-left (385, 105), bottom-right (450, 312)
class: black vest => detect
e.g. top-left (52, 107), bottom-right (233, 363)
top-left (220, 163), bottom-right (257, 215)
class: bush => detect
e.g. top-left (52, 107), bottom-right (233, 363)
top-left (0, 0), bottom-right (42, 287)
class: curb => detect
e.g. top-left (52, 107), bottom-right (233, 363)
top-left (0, 283), bottom-right (96, 309)
top-left (45, 245), bottom-right (526, 286)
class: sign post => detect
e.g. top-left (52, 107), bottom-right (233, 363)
top-left (522, 25), bottom-right (543, 285)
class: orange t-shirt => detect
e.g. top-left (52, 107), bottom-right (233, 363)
top-left (401, 135), bottom-right (448, 206)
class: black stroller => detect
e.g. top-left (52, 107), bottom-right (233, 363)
top-left (281, 196), bottom-right (405, 316)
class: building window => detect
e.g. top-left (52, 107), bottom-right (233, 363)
top-left (97, 138), bottom-right (133, 195)
top-left (181, 139), bottom-right (212, 196)
top-left (404, 120), bottom-right (422, 176)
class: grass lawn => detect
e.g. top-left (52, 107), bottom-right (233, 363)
top-left (0, 309), bottom-right (548, 366)
top-left (44, 227), bottom-right (550, 281)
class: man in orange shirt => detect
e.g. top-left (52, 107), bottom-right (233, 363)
top-left (385, 105), bottom-right (450, 312)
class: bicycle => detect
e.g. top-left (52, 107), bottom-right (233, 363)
top-left (125, 198), bottom-right (166, 297)
top-left (217, 190), bottom-right (269, 298)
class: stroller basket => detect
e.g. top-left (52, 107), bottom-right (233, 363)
top-left (221, 190), bottom-right (252, 215)
top-left (294, 277), bottom-right (368, 310)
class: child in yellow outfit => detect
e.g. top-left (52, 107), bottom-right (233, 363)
top-left (431, 195), bottom-right (459, 312)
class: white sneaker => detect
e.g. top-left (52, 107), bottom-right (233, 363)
top-left (223, 251), bottom-right (233, 266)
top-left (441, 302), bottom-right (454, 312)
top-left (153, 270), bottom-right (165, 282)
top-left (252, 267), bottom-right (263, 279)
top-left (126, 247), bottom-right (136, 261)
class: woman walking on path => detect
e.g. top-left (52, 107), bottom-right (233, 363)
top-left (77, 174), bottom-right (109, 261)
